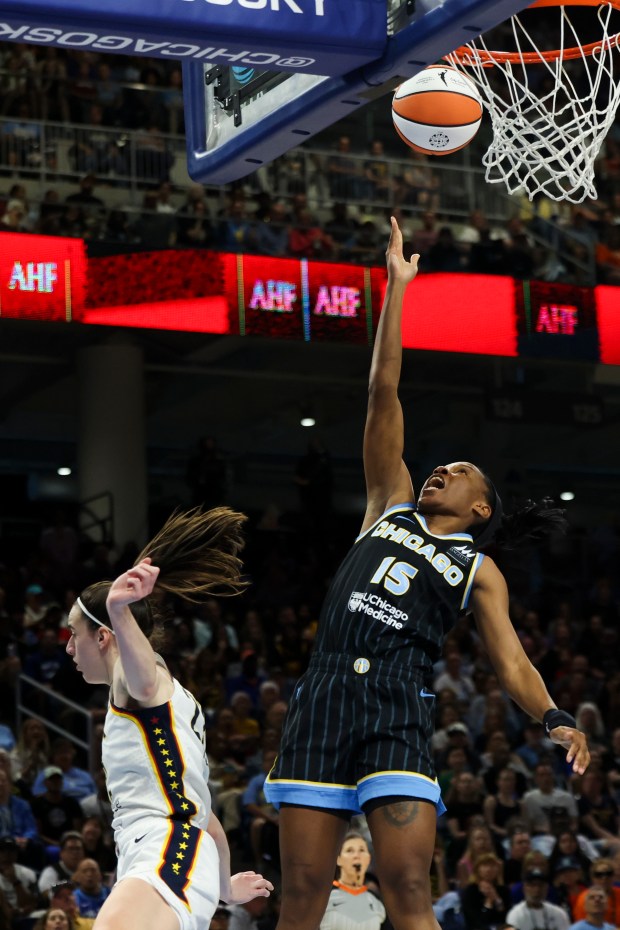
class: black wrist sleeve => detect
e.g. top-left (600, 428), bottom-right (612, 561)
top-left (543, 708), bottom-right (576, 735)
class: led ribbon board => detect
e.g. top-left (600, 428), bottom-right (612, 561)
top-left (0, 0), bottom-right (386, 74)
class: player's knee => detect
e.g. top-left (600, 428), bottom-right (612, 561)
top-left (281, 858), bottom-right (333, 901)
top-left (381, 868), bottom-right (432, 909)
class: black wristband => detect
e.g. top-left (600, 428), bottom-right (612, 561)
top-left (543, 708), bottom-right (576, 735)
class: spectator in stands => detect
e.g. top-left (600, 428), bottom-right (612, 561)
top-left (456, 823), bottom-right (496, 888)
top-left (134, 121), bottom-right (174, 183)
top-left (411, 210), bottom-right (440, 255)
top-left (0, 103), bottom-right (42, 170)
top-left (395, 148), bottom-right (440, 207)
top-left (177, 197), bottom-right (211, 248)
top-left (36, 47), bottom-right (69, 122)
top-left (569, 886), bottom-right (615, 930)
top-left (0, 835), bottom-right (40, 921)
top-left (79, 817), bottom-right (115, 877)
top-left (506, 868), bottom-right (570, 930)
top-left (0, 768), bottom-right (41, 869)
top-left (509, 850), bottom-right (555, 906)
top-left (552, 856), bottom-right (587, 920)
top-left (572, 858), bottom-right (620, 926)
top-left (428, 226), bottom-right (464, 271)
top-left (0, 198), bottom-right (26, 233)
top-left (66, 58), bottom-right (97, 123)
top-left (515, 720), bottom-right (553, 773)
top-left (218, 198), bottom-right (256, 253)
top-left (78, 770), bottom-right (111, 835)
top-left (504, 826), bottom-right (533, 885)
top-left (327, 136), bottom-right (364, 201)
top-left (461, 852), bottom-right (511, 930)
top-left (24, 630), bottom-right (66, 687)
top-left (226, 651), bottom-right (266, 708)
top-left (254, 201), bottom-right (289, 257)
top-left (132, 190), bottom-right (177, 249)
top-left (230, 691), bottom-right (260, 751)
top-left (347, 218), bottom-right (383, 265)
top-left (522, 763), bottom-right (579, 836)
top-left (31, 766), bottom-right (83, 848)
top-left (38, 832), bottom-right (85, 895)
top-left (483, 767), bottom-right (525, 842)
top-left (324, 203), bottom-right (358, 254)
top-left (575, 704), bottom-right (607, 753)
top-left (434, 650), bottom-right (475, 703)
top-left (595, 225), bottom-right (620, 283)
top-left (44, 880), bottom-right (94, 929)
top-left (480, 731), bottom-right (530, 796)
top-left (549, 832), bottom-right (592, 884)
top-left (9, 719), bottom-right (50, 798)
top-left (469, 228), bottom-right (510, 275)
top-left (71, 858), bottom-right (110, 919)
top-left (363, 140), bottom-right (393, 202)
top-left (577, 769), bottom-right (620, 853)
top-left (32, 739), bottom-right (96, 801)
top-left (228, 896), bottom-right (270, 930)
top-left (94, 61), bottom-right (123, 126)
top-left (242, 750), bottom-right (280, 871)
top-left (445, 774), bottom-right (485, 864)
top-left (288, 208), bottom-right (334, 259)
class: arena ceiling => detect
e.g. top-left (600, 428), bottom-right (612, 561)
top-left (2, 316), bottom-right (620, 528)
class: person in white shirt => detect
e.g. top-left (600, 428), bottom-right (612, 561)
top-left (507, 868), bottom-right (570, 930)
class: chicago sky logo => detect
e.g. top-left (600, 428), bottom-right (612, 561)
top-left (447, 544), bottom-right (476, 566)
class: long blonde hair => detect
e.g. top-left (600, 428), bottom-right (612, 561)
top-left (77, 507), bottom-right (248, 643)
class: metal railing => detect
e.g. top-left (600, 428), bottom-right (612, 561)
top-left (0, 115), bottom-right (596, 282)
top-left (16, 673), bottom-right (98, 774)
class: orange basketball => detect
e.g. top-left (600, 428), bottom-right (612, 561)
top-left (392, 65), bottom-right (483, 156)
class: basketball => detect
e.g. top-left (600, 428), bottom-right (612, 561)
top-left (392, 65), bottom-right (483, 156)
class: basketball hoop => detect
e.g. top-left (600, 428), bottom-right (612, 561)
top-left (446, 0), bottom-right (620, 202)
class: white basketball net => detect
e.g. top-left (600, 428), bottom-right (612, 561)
top-left (446, 2), bottom-right (620, 203)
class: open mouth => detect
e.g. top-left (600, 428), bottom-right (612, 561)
top-left (425, 475), bottom-right (445, 491)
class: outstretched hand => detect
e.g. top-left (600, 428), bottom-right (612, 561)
top-left (386, 215), bottom-right (419, 285)
top-left (106, 557), bottom-right (160, 611)
top-left (227, 871), bottom-right (274, 904)
top-left (549, 725), bottom-right (590, 775)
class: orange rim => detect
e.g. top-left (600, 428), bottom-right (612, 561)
top-left (448, 0), bottom-right (620, 65)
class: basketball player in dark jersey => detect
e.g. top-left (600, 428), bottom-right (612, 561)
top-left (264, 217), bottom-right (590, 930)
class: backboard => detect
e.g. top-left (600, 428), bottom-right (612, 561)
top-left (183, 0), bottom-right (535, 183)
top-left (0, 0), bottom-right (534, 184)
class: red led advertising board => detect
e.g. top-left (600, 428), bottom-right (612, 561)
top-left (2, 235), bottom-right (620, 365)
top-left (0, 233), bottom-right (86, 321)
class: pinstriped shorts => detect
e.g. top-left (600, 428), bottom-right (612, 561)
top-left (264, 653), bottom-right (445, 815)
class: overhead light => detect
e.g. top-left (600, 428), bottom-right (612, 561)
top-left (300, 416), bottom-right (316, 427)
top-left (57, 466), bottom-right (72, 477)
top-left (560, 491), bottom-right (575, 501)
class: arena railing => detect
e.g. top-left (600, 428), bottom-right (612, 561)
top-left (0, 116), bottom-right (595, 282)
top-left (15, 672), bottom-right (98, 775)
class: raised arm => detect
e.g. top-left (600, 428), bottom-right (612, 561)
top-left (470, 557), bottom-right (590, 774)
top-left (360, 217), bottom-right (419, 534)
top-left (105, 558), bottom-right (173, 707)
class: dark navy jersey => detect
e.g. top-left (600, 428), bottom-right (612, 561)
top-left (314, 503), bottom-right (484, 669)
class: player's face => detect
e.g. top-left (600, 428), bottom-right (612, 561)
top-left (418, 461), bottom-right (491, 526)
top-left (337, 837), bottom-right (371, 883)
top-left (65, 609), bottom-right (108, 684)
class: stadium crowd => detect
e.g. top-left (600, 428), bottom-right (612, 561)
top-left (0, 490), bottom-right (620, 930)
top-left (0, 44), bottom-right (619, 285)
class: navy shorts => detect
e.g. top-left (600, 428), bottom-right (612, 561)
top-left (264, 653), bottom-right (445, 815)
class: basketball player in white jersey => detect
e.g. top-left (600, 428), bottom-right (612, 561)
top-left (66, 507), bottom-right (273, 930)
